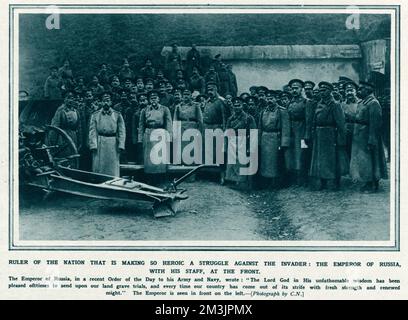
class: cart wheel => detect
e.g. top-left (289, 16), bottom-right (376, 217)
top-left (44, 125), bottom-right (79, 168)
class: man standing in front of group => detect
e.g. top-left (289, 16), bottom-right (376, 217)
top-left (341, 81), bottom-right (359, 160)
top-left (258, 90), bottom-right (290, 189)
top-left (286, 79), bottom-right (309, 186)
top-left (78, 89), bottom-right (100, 170)
top-left (202, 81), bottom-right (226, 183)
top-left (309, 82), bottom-right (348, 190)
top-left (225, 97), bottom-right (257, 188)
top-left (139, 90), bottom-right (173, 176)
top-left (51, 90), bottom-right (82, 151)
top-left (173, 88), bottom-right (204, 165)
top-left (89, 92), bottom-right (126, 176)
top-left (350, 81), bottom-right (388, 192)
top-left (255, 86), bottom-right (268, 124)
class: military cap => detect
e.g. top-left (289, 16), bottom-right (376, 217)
top-left (173, 88), bottom-right (182, 94)
top-left (206, 81), bottom-right (217, 88)
top-left (232, 97), bottom-right (243, 104)
top-left (214, 54), bottom-right (221, 59)
top-left (249, 86), bottom-right (258, 92)
top-left (245, 96), bottom-right (257, 104)
top-left (288, 79), bottom-right (304, 87)
top-left (266, 90), bottom-right (277, 97)
top-left (240, 92), bottom-right (250, 100)
top-left (147, 89), bottom-right (159, 98)
top-left (304, 81), bottom-right (315, 89)
top-left (256, 86), bottom-right (268, 94)
top-left (359, 81), bottom-right (375, 89)
top-left (332, 82), bottom-right (339, 88)
top-left (344, 81), bottom-right (358, 90)
top-left (135, 75), bottom-right (144, 82)
top-left (282, 84), bottom-right (291, 92)
top-left (338, 76), bottom-right (353, 83)
top-left (50, 66), bottom-right (58, 71)
top-left (318, 81), bottom-right (334, 91)
top-left (145, 78), bottom-right (154, 84)
top-left (137, 92), bottom-right (147, 99)
top-left (182, 88), bottom-right (192, 93)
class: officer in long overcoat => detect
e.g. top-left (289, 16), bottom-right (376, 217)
top-left (225, 97), bottom-right (257, 187)
top-left (138, 90), bottom-right (173, 175)
top-left (258, 90), bottom-right (290, 188)
top-left (341, 81), bottom-right (359, 160)
top-left (286, 79), bottom-right (311, 186)
top-left (350, 81), bottom-right (388, 192)
top-left (51, 90), bottom-right (82, 151)
top-left (173, 88), bottom-right (204, 165)
top-left (309, 82), bottom-right (348, 190)
top-left (88, 92), bottom-right (125, 176)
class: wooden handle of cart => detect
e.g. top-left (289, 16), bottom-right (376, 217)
top-left (172, 164), bottom-right (219, 187)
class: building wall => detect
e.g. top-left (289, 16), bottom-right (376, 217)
top-left (360, 39), bottom-right (388, 79)
top-left (229, 58), bottom-right (361, 94)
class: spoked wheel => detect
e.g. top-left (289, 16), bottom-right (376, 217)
top-left (44, 125), bottom-right (80, 168)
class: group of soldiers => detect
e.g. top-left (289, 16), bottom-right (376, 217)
top-left (44, 44), bottom-right (238, 101)
top-left (46, 48), bottom-right (389, 193)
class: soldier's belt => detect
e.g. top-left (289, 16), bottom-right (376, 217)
top-left (98, 132), bottom-right (116, 137)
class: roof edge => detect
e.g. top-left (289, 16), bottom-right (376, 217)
top-left (161, 45), bottom-right (362, 60)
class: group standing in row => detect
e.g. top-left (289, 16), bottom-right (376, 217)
top-left (45, 47), bottom-right (389, 193)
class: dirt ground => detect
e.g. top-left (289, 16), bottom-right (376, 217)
top-left (19, 174), bottom-right (390, 241)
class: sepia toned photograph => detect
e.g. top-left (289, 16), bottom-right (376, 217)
top-left (15, 6), bottom-right (396, 244)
